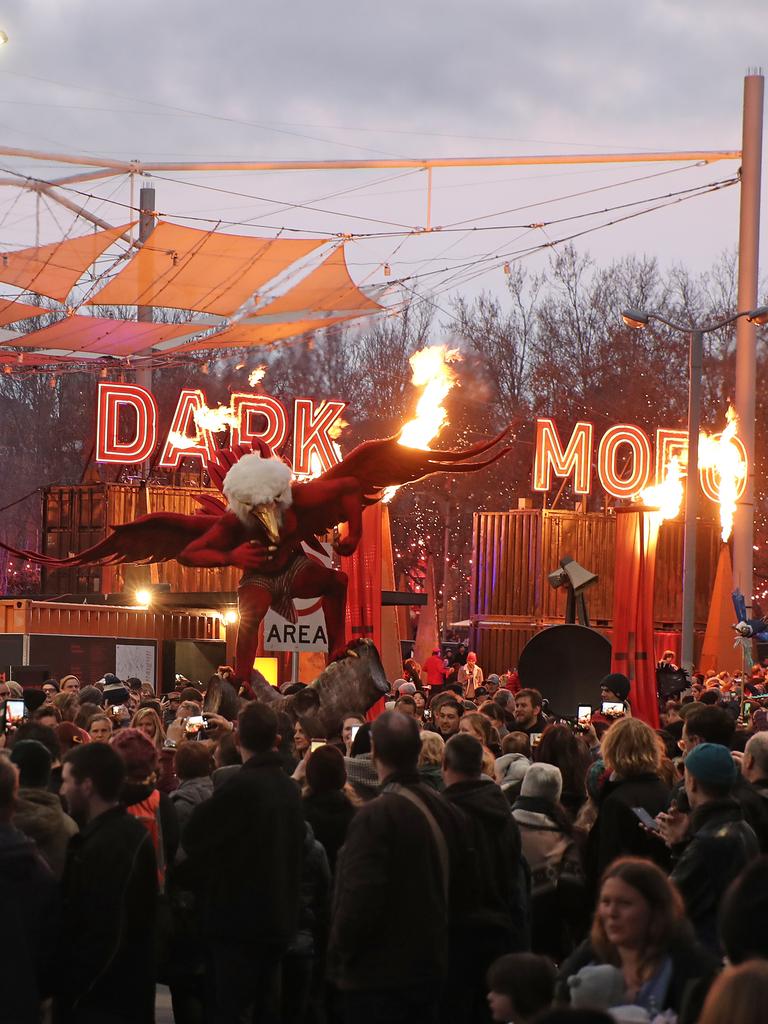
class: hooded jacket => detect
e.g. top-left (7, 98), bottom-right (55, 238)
top-left (444, 778), bottom-right (527, 941)
top-left (670, 797), bottom-right (759, 953)
top-left (0, 823), bottom-right (59, 1024)
top-left (14, 786), bottom-right (78, 879)
top-left (495, 753), bottom-right (530, 805)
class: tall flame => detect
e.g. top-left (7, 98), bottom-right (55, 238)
top-left (635, 454), bottom-right (684, 524)
top-left (699, 405), bottom-right (747, 542)
top-left (383, 345), bottom-right (461, 503)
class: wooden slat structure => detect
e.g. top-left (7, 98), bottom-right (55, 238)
top-left (42, 483), bottom-right (241, 596)
top-left (471, 508), bottom-right (721, 673)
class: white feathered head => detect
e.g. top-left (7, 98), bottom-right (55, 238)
top-left (223, 453), bottom-right (293, 538)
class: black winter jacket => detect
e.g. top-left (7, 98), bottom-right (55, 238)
top-left (670, 797), bottom-right (759, 953)
top-left (183, 751), bottom-right (305, 948)
top-left (328, 770), bottom-right (474, 991)
top-left (57, 807), bottom-right (158, 1022)
top-left (586, 772), bottom-right (670, 890)
top-left (443, 778), bottom-right (527, 943)
top-left (302, 788), bottom-right (356, 873)
top-left (0, 823), bottom-right (59, 1024)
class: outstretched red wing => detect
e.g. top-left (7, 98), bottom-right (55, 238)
top-left (317, 425), bottom-right (515, 498)
top-left (0, 512), bottom-right (220, 569)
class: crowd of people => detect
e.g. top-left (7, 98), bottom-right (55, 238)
top-left (3, 652), bottom-right (768, 1024)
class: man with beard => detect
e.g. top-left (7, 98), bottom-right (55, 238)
top-left (57, 743), bottom-right (157, 1023)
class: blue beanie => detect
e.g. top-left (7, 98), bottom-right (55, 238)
top-left (685, 742), bottom-right (736, 788)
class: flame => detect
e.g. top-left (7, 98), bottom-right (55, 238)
top-left (635, 454), bottom-right (684, 524)
top-left (329, 417), bottom-right (348, 441)
top-left (248, 365), bottom-right (266, 387)
top-left (167, 431), bottom-right (202, 451)
top-left (383, 345), bottom-right (461, 503)
top-left (294, 451), bottom-right (325, 482)
top-left (700, 405), bottom-right (748, 542)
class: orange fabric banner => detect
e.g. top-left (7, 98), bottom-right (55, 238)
top-left (342, 504), bottom-right (383, 653)
top-left (257, 245), bottom-right (382, 317)
top-left (87, 222), bottom-right (327, 316)
top-left (611, 510), bottom-right (660, 727)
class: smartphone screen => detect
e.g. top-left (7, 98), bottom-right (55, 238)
top-left (577, 705), bottom-right (592, 727)
top-left (530, 732), bottom-right (542, 748)
top-left (744, 702), bottom-right (753, 722)
top-left (602, 701), bottom-right (624, 715)
top-left (310, 739), bottom-right (326, 753)
top-left (632, 806), bottom-right (660, 832)
top-left (5, 698), bottom-right (26, 729)
top-left (350, 725), bottom-right (361, 741)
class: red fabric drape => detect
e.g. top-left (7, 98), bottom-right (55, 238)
top-left (341, 504), bottom-right (383, 651)
top-left (611, 510), bottom-right (660, 728)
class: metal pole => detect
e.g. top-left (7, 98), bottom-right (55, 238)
top-left (734, 71), bottom-right (764, 608)
top-left (442, 496), bottom-right (451, 641)
top-left (681, 329), bottom-right (704, 672)
top-left (136, 185), bottom-right (156, 472)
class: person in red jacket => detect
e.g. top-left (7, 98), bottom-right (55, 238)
top-left (423, 648), bottom-right (448, 692)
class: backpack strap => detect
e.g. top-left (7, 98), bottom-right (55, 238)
top-left (387, 783), bottom-right (450, 904)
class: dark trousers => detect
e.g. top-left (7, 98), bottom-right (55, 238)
top-left (342, 987), bottom-right (437, 1024)
top-left (208, 942), bottom-right (283, 1024)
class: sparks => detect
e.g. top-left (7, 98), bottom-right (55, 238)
top-left (699, 405), bottom-right (748, 542)
top-left (248, 365), bottom-right (267, 387)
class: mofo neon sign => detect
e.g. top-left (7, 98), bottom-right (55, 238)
top-left (532, 418), bottom-right (749, 502)
top-left (95, 382), bottom-right (346, 474)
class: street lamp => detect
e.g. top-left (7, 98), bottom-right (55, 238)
top-left (620, 305), bottom-right (768, 673)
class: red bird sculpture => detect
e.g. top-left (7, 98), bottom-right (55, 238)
top-left (3, 429), bottom-right (513, 680)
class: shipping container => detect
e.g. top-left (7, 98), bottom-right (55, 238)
top-left (471, 509), bottom-right (720, 671)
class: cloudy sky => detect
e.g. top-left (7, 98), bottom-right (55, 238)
top-left (0, 0), bottom-right (765, 314)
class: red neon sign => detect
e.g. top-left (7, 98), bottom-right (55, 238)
top-left (533, 418), bottom-right (748, 504)
top-left (95, 383), bottom-right (346, 475)
top-left (95, 382), bottom-right (158, 464)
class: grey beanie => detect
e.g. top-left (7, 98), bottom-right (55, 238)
top-left (521, 762), bottom-right (563, 804)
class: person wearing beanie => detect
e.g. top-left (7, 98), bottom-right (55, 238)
top-left (598, 673), bottom-right (633, 719)
top-left (22, 688), bottom-right (47, 715)
top-left (442, 732), bottom-right (528, 1020)
top-left (55, 721), bottom-right (90, 755)
top-left (512, 764), bottom-right (585, 960)
top-left (59, 675), bottom-right (80, 696)
top-left (302, 744), bottom-right (356, 872)
top-left (397, 680), bottom-right (417, 697)
top-left (77, 685), bottom-right (104, 708)
top-left (111, 728), bottom-right (179, 877)
top-left (660, 742), bottom-right (759, 953)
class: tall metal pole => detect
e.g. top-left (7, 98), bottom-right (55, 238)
top-left (441, 496), bottom-right (451, 641)
top-left (734, 71), bottom-right (764, 608)
top-left (681, 329), bottom-right (704, 672)
top-left (136, 185), bottom-right (156, 475)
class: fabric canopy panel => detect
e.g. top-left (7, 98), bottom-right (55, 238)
top-left (3, 316), bottom-right (200, 357)
top-left (163, 316), bottom-right (355, 352)
top-left (0, 300), bottom-right (49, 326)
top-left (257, 245), bottom-right (382, 317)
top-left (0, 224), bottom-right (134, 303)
top-left (86, 222), bottom-right (328, 316)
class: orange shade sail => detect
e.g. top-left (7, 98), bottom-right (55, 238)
top-left (86, 222), bottom-right (328, 316)
top-left (257, 245), bottom-right (382, 317)
top-left (4, 316), bottom-right (200, 357)
top-left (0, 224), bottom-right (134, 303)
top-left (0, 300), bottom-right (50, 326)
top-left (163, 316), bottom-right (355, 352)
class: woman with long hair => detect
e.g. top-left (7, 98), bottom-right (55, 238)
top-left (459, 711), bottom-right (500, 776)
top-left (131, 706), bottom-right (166, 750)
top-left (536, 724), bottom-right (591, 820)
top-left (558, 858), bottom-right (718, 1020)
top-left (586, 718), bottom-right (671, 889)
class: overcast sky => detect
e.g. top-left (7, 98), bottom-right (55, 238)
top-left (0, 0), bottom-right (766, 316)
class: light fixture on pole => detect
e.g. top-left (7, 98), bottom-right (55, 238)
top-left (620, 305), bottom-right (768, 673)
top-left (0, 31), bottom-right (8, 46)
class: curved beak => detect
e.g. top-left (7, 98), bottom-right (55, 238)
top-left (252, 503), bottom-right (281, 545)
